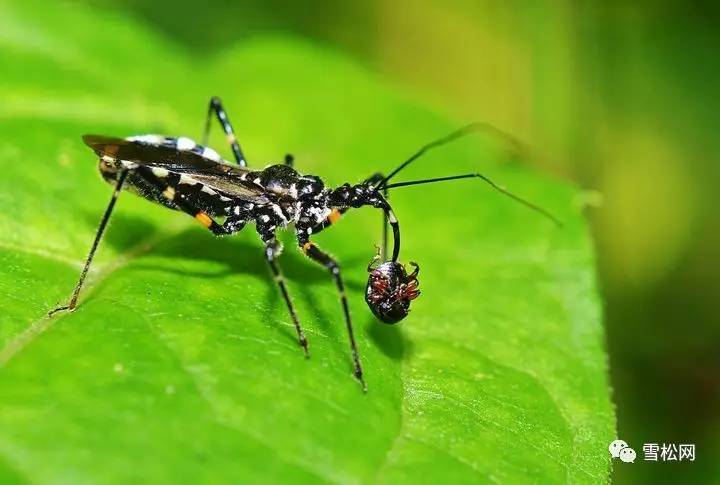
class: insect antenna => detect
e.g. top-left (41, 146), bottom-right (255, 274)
top-left (384, 173), bottom-right (563, 227)
top-left (376, 123), bottom-right (561, 226)
top-left (376, 122), bottom-right (524, 190)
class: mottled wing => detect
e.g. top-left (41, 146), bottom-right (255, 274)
top-left (83, 135), bottom-right (265, 202)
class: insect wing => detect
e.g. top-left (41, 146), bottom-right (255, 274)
top-left (83, 134), bottom-right (266, 202)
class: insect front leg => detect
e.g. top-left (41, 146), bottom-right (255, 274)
top-left (296, 229), bottom-right (366, 391)
top-left (202, 96), bottom-right (247, 167)
top-left (49, 170), bottom-right (129, 316)
top-left (257, 218), bottom-right (309, 356)
top-left (363, 172), bottom-right (389, 260)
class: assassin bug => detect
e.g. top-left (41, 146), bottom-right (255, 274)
top-left (49, 96), bottom-right (560, 390)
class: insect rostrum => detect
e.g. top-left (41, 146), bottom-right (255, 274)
top-left (49, 96), bottom-right (559, 391)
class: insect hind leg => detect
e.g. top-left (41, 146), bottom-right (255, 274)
top-left (202, 96), bottom-right (247, 167)
top-left (49, 170), bottom-right (129, 316)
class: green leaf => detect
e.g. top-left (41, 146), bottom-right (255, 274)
top-left (0, 1), bottom-right (614, 482)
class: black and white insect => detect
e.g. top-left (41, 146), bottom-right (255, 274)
top-left (49, 96), bottom-right (560, 390)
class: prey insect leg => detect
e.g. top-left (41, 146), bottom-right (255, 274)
top-left (202, 96), bottom-right (247, 167)
top-left (300, 238), bottom-right (366, 391)
top-left (49, 170), bottom-right (128, 316)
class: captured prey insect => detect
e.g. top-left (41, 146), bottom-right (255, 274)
top-left (49, 96), bottom-right (560, 390)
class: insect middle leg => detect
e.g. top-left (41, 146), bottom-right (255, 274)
top-left (256, 222), bottom-right (308, 355)
top-left (202, 96), bottom-right (247, 167)
top-left (298, 235), bottom-right (366, 391)
top-left (49, 170), bottom-right (129, 316)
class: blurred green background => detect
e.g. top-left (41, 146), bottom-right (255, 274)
top-left (36, 0), bottom-right (720, 482)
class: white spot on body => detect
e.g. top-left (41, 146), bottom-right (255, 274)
top-left (179, 174), bottom-right (196, 185)
top-left (152, 167), bottom-right (169, 177)
top-left (387, 211), bottom-right (398, 223)
top-left (120, 160), bottom-right (139, 169)
top-left (201, 146), bottom-right (221, 161)
top-left (101, 155), bottom-right (115, 163)
top-left (163, 186), bottom-right (176, 200)
top-left (309, 206), bottom-right (331, 223)
top-left (219, 195), bottom-right (231, 202)
top-left (127, 134), bottom-right (164, 145)
top-left (176, 137), bottom-right (196, 151)
top-left (271, 204), bottom-right (288, 224)
top-left (260, 215), bottom-right (270, 223)
top-left (201, 185), bottom-right (216, 195)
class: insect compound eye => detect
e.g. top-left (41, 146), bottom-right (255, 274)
top-left (365, 261), bottom-right (420, 324)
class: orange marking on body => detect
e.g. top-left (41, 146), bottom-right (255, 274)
top-left (328, 208), bottom-right (342, 224)
top-left (302, 242), bottom-right (314, 253)
top-left (195, 211), bottom-right (212, 228)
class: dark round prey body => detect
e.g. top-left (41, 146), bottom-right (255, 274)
top-left (366, 260), bottom-right (420, 324)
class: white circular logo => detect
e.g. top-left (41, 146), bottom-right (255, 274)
top-left (608, 439), bottom-right (628, 458)
top-left (620, 447), bottom-right (637, 463)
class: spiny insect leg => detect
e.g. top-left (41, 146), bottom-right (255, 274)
top-left (378, 202), bottom-right (401, 262)
top-left (300, 239), bottom-right (366, 391)
top-left (49, 170), bottom-right (129, 316)
top-left (381, 184), bottom-right (389, 261)
top-left (261, 235), bottom-right (308, 356)
top-left (361, 172), bottom-right (390, 260)
top-left (202, 96), bottom-right (247, 167)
